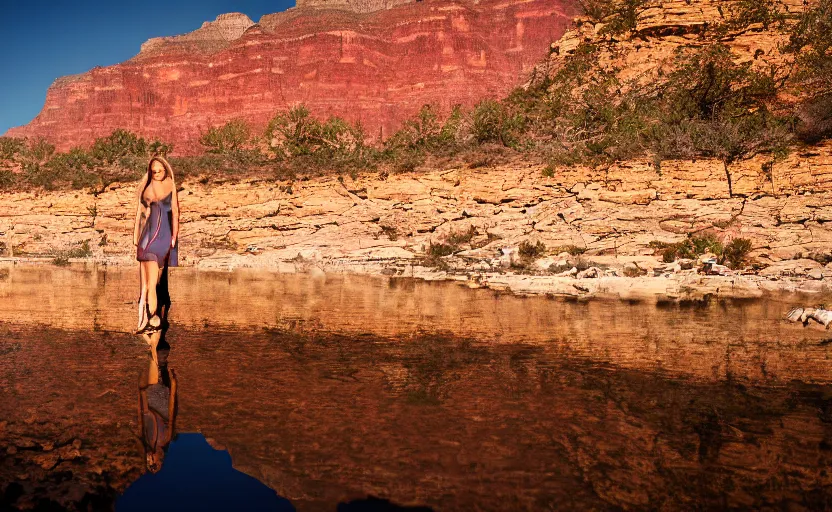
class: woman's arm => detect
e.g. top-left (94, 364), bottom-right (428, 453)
top-left (165, 369), bottom-right (178, 444)
top-left (169, 175), bottom-right (180, 247)
top-left (133, 181), bottom-right (145, 246)
top-left (137, 389), bottom-right (145, 442)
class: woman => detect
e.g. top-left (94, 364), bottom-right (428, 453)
top-left (137, 331), bottom-right (177, 474)
top-left (133, 156), bottom-right (179, 333)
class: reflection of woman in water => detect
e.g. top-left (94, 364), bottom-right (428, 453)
top-left (138, 331), bottom-right (177, 473)
top-left (133, 156), bottom-right (179, 333)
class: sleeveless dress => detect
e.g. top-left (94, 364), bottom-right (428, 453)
top-left (137, 191), bottom-right (178, 267)
top-left (143, 381), bottom-right (171, 451)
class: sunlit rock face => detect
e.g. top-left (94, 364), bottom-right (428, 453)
top-left (296, 0), bottom-right (416, 13)
top-left (3, 0), bottom-right (575, 154)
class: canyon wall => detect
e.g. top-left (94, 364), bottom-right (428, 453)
top-left (3, 0), bottom-right (574, 154)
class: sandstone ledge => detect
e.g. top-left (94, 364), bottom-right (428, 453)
top-left (2, 145), bottom-right (832, 303)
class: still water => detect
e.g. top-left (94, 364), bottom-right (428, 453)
top-left (1, 265), bottom-right (832, 510)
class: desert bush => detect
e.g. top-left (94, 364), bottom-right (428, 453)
top-left (550, 245), bottom-right (586, 256)
top-left (470, 99), bottom-right (525, 148)
top-left (649, 233), bottom-right (723, 263)
top-left (518, 240), bottom-right (546, 259)
top-left (382, 105), bottom-right (464, 172)
top-left (0, 170), bottom-right (16, 189)
top-left (425, 226), bottom-right (480, 262)
top-left (599, 0), bottom-right (647, 35)
top-left (91, 129), bottom-right (148, 164)
top-left (784, 0), bottom-right (832, 141)
top-left (445, 226), bottom-right (478, 246)
top-left (427, 242), bottom-right (456, 257)
top-left (41, 147), bottom-right (97, 190)
top-left (721, 238), bottom-right (753, 269)
top-left (649, 43), bottom-right (792, 182)
top-left (266, 106), bottom-right (375, 174)
top-left (50, 240), bottom-right (92, 266)
top-left (386, 105), bottom-right (462, 153)
top-left (623, 263), bottom-right (647, 277)
top-left (653, 233), bottom-right (750, 269)
top-left (0, 137), bottom-right (26, 161)
top-left (27, 138), bottom-right (56, 162)
top-left (148, 140), bottom-right (174, 157)
top-left (718, 0), bottom-right (786, 33)
top-left (200, 118), bottom-right (252, 154)
top-left (578, 0), bottom-right (647, 34)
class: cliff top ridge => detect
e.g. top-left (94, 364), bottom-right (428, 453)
top-left (294, 0), bottom-right (417, 13)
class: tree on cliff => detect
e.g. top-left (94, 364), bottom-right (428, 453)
top-left (784, 0), bottom-right (832, 142)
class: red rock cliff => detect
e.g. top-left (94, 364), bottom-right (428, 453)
top-left (4, 0), bottom-right (575, 154)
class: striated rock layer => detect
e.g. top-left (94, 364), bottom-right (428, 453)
top-left (1, 143), bottom-right (832, 299)
top-left (4, 0), bottom-right (574, 154)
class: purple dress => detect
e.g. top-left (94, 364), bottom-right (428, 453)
top-left (137, 191), bottom-right (178, 267)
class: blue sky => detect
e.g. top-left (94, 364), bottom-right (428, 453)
top-left (0, 0), bottom-right (295, 135)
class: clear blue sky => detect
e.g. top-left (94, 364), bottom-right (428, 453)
top-left (0, 0), bottom-right (295, 135)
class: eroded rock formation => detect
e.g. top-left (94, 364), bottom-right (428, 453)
top-left (3, 0), bottom-right (574, 154)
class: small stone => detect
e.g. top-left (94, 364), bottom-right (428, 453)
top-left (808, 268), bottom-right (823, 280)
top-left (577, 267), bottom-right (601, 279)
top-left (678, 259), bottom-right (694, 270)
top-left (33, 452), bottom-right (60, 470)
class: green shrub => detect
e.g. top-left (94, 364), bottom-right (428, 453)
top-left (27, 138), bottom-right (55, 162)
top-left (44, 147), bottom-right (97, 190)
top-left (470, 99), bottom-right (525, 148)
top-left (445, 226), bottom-right (477, 246)
top-left (0, 170), bottom-right (16, 189)
top-left (649, 233), bottom-right (723, 263)
top-left (148, 140), bottom-right (174, 157)
top-left (427, 242), bottom-right (456, 257)
top-left (518, 240), bottom-right (546, 259)
top-left (717, 0), bottom-right (786, 33)
top-left (386, 105), bottom-right (463, 152)
top-left (784, 0), bottom-right (832, 142)
top-left (721, 238), bottom-right (753, 269)
top-left (265, 106), bottom-right (375, 174)
top-left (91, 129), bottom-right (148, 164)
top-left (200, 119), bottom-right (252, 154)
top-left (0, 137), bottom-right (26, 160)
top-left (598, 0), bottom-right (647, 35)
top-left (550, 245), bottom-right (586, 256)
top-left (50, 240), bottom-right (92, 265)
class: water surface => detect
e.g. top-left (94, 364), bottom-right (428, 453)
top-left (2, 265), bottom-right (832, 510)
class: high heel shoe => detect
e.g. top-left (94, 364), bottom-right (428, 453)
top-left (135, 304), bottom-right (161, 334)
top-left (146, 312), bottom-right (162, 332)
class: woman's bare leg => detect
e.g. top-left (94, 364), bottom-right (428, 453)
top-left (137, 263), bottom-right (148, 331)
top-left (146, 260), bottom-right (161, 326)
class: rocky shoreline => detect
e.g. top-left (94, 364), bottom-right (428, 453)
top-left (2, 253), bottom-right (830, 303)
top-left (2, 143), bottom-right (832, 303)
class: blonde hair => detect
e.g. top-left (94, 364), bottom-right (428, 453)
top-left (142, 155), bottom-right (176, 197)
top-left (146, 155), bottom-right (173, 181)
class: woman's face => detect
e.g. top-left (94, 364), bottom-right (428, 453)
top-left (147, 450), bottom-right (164, 473)
top-left (150, 161), bottom-right (167, 181)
